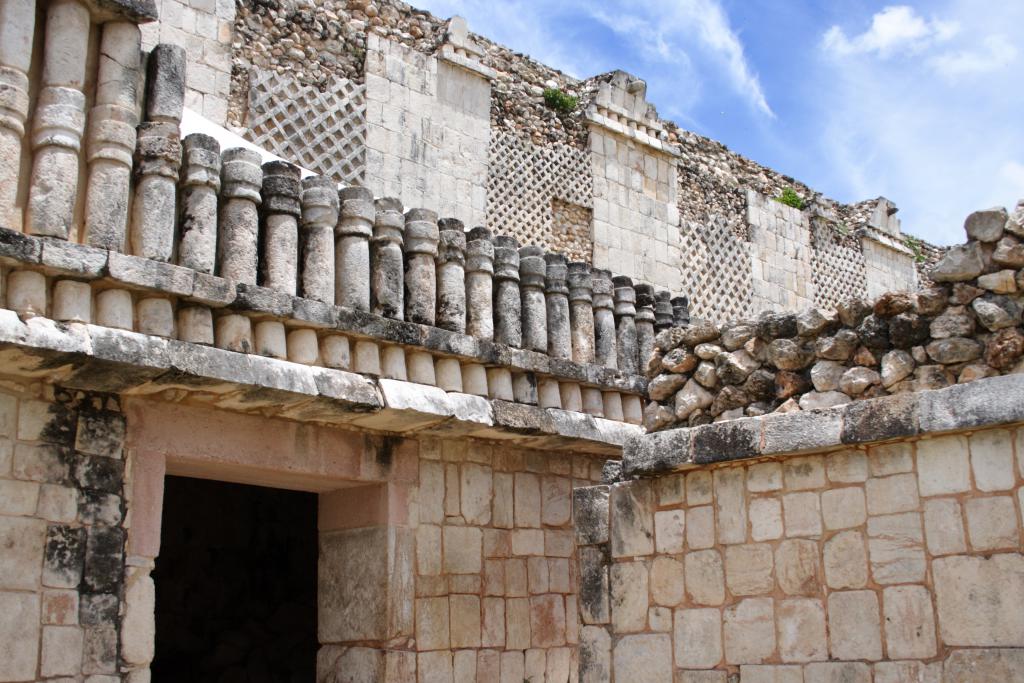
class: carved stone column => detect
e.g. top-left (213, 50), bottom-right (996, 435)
top-left (634, 283), bottom-right (656, 371)
top-left (654, 290), bottom-right (674, 332)
top-left (465, 227), bottom-right (493, 340)
top-left (672, 295), bottom-right (690, 326)
top-left (299, 175), bottom-right (338, 304)
top-left (567, 261), bottom-right (594, 364)
top-left (403, 208), bottom-right (439, 325)
top-left (177, 134), bottom-right (221, 273)
top-left (519, 245), bottom-right (547, 353)
top-left (130, 44), bottom-right (185, 260)
top-left (613, 275), bottom-right (638, 375)
top-left (592, 268), bottom-right (617, 369)
top-left (493, 235), bottom-right (521, 347)
top-left (544, 253), bottom-right (571, 360)
top-left (336, 187), bottom-right (373, 310)
top-left (436, 218), bottom-right (466, 333)
top-left (260, 160), bottom-right (301, 295)
top-left (371, 197), bottom-right (403, 318)
top-left (0, 0), bottom-right (36, 228)
top-left (25, 0), bottom-right (90, 239)
top-left (83, 22), bottom-right (141, 250)
top-left (217, 148), bottom-right (262, 284)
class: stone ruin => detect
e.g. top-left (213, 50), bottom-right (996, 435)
top-left (0, 0), bottom-right (1021, 681)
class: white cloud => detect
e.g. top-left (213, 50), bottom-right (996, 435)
top-left (588, 0), bottom-right (773, 117)
top-left (930, 34), bottom-right (1017, 78)
top-left (823, 5), bottom-right (958, 57)
top-left (813, 1), bottom-right (1024, 244)
top-left (416, 0), bottom-right (772, 117)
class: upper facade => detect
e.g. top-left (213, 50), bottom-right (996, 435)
top-left (135, 0), bottom-right (933, 322)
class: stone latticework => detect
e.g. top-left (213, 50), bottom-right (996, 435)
top-left (810, 220), bottom-right (867, 310)
top-left (680, 218), bottom-right (753, 323)
top-left (486, 131), bottom-right (592, 253)
top-left (245, 68), bottom-right (367, 185)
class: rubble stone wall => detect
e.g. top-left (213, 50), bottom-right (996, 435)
top-left (575, 379), bottom-right (1024, 681)
top-left (644, 204), bottom-right (1024, 432)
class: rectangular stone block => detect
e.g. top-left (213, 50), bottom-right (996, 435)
top-left (610, 480), bottom-right (654, 557)
top-left (725, 543), bottom-right (774, 596)
top-left (882, 585), bottom-right (937, 659)
top-left (933, 554), bottom-right (1024, 646)
top-left (610, 561), bottom-right (648, 633)
top-left (866, 473), bottom-right (919, 515)
top-left (685, 549), bottom-right (724, 606)
top-left (916, 435), bottom-right (971, 496)
top-left (614, 633), bottom-right (672, 682)
top-left (749, 497), bottom-right (783, 541)
top-left (782, 491), bottom-right (821, 537)
top-left (674, 607), bottom-right (722, 669)
top-left (0, 591), bottom-right (40, 680)
top-left (724, 597), bottom-right (775, 664)
top-left (820, 486), bottom-right (866, 530)
top-left (867, 512), bottom-right (925, 584)
top-left (777, 598), bottom-right (827, 663)
top-left (828, 590), bottom-right (882, 661)
top-left (922, 498), bottom-right (966, 555)
top-left (964, 496), bottom-right (1018, 551)
top-left (713, 467), bottom-right (746, 544)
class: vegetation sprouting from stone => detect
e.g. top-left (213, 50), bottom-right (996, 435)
top-left (904, 235), bottom-right (927, 263)
top-left (776, 187), bottom-right (805, 210)
top-left (543, 87), bottom-right (578, 114)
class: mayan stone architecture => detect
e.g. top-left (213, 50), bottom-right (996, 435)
top-left (0, 0), bottom-right (1022, 681)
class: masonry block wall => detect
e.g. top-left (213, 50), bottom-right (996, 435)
top-left (0, 384), bottom-right (132, 681)
top-left (576, 417), bottom-right (1024, 681)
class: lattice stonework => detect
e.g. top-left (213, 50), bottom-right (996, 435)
top-left (246, 68), bottom-right (366, 185)
top-left (811, 221), bottom-right (867, 309)
top-left (486, 131), bottom-right (592, 253)
top-left (680, 218), bottom-right (752, 322)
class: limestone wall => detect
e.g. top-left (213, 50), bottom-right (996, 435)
top-left (0, 383), bottom-right (132, 681)
top-left (576, 377), bottom-right (1024, 681)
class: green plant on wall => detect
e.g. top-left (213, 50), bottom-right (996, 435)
top-left (543, 87), bottom-right (578, 114)
top-left (904, 235), bottom-right (927, 263)
top-left (775, 187), bottom-right (805, 210)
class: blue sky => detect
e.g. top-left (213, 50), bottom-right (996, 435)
top-left (415, 0), bottom-right (1024, 245)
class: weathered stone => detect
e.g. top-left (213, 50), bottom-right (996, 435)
top-left (613, 275), bottom-right (639, 374)
top-left (856, 314), bottom-right (889, 348)
top-left (723, 597), bottom-right (775, 664)
top-left (662, 347), bottom-right (698, 373)
top-left (767, 339), bottom-right (813, 370)
top-left (992, 236), bottom-right (1024, 267)
top-left (874, 291), bottom-right (914, 318)
top-left (757, 311), bottom-right (798, 339)
top-left (926, 337), bottom-right (983, 364)
top-left (815, 329), bottom-right (858, 360)
top-left (777, 598), bottom-right (827, 662)
top-left (915, 286), bottom-right (949, 315)
top-left (724, 543), bottom-right (774, 595)
top-left (217, 148), bottom-right (262, 284)
top-left (824, 529), bottom-right (868, 589)
top-left (648, 373), bottom-right (686, 401)
top-left (435, 219), bottom-right (467, 333)
top-left (977, 269), bottom-right (1018, 293)
top-left (565, 261), bottom-right (594, 362)
top-left (774, 370), bottom-right (809, 399)
top-left (888, 313), bottom-right (930, 349)
top-left (883, 585), bottom-right (936, 658)
top-left (720, 320), bottom-right (756, 349)
top-left (828, 590), bottom-right (882, 661)
top-left (934, 554), bottom-right (1024, 646)
top-left (178, 134), bottom-right (222, 274)
top-left (836, 297), bottom-right (870, 327)
top-left (403, 208), bottom-right (439, 326)
top-left (798, 391), bottom-right (849, 411)
top-left (972, 294), bottom-right (1022, 330)
top-left (965, 206), bottom-right (1008, 242)
top-left (930, 242), bottom-right (985, 282)
top-left (880, 349), bottom-right (914, 387)
top-left (944, 648), bottom-right (1024, 682)
top-left (715, 349), bottom-right (759, 384)
top-left (674, 379), bottom-right (714, 420)
top-left (591, 268), bottom-right (618, 367)
top-left (614, 633), bottom-right (672, 682)
top-left (610, 561), bottom-right (648, 633)
top-left (867, 512), bottom-right (925, 584)
top-left (674, 608), bottom-right (722, 668)
top-left (985, 327), bottom-right (1024, 369)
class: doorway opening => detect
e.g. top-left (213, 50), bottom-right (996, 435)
top-left (151, 476), bottom-right (318, 682)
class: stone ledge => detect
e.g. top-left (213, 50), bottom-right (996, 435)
top-left (0, 310), bottom-right (639, 453)
top-left (0, 228), bottom-right (647, 396)
top-left (623, 373), bottom-right (1024, 476)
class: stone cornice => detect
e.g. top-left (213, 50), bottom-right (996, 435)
top-left (623, 373), bottom-right (1024, 476)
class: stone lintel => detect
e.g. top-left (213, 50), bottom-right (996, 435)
top-left (623, 372), bottom-right (1024, 476)
top-left (86, 0), bottom-right (159, 24)
top-left (0, 309), bottom-right (639, 453)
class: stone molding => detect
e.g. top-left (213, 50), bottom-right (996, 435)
top-left (585, 73), bottom-right (680, 157)
top-left (0, 308), bottom-right (640, 453)
top-left (623, 372), bottom-right (1024, 476)
top-left (435, 16), bottom-right (496, 81)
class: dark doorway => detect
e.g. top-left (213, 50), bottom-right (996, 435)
top-left (152, 476), bottom-right (318, 682)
